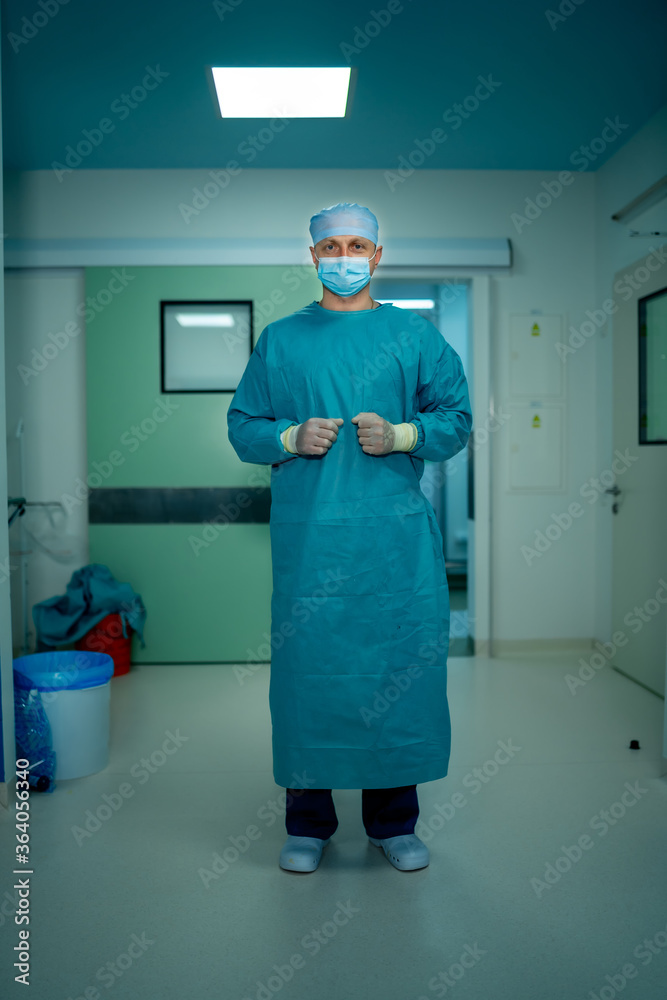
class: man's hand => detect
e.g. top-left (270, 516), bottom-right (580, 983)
top-left (296, 417), bottom-right (344, 455)
top-left (351, 412), bottom-right (395, 456)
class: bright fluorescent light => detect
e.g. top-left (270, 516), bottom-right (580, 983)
top-left (175, 313), bottom-right (235, 327)
top-left (376, 299), bottom-right (435, 310)
top-left (210, 67), bottom-right (351, 118)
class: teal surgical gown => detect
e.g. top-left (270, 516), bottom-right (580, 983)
top-left (227, 300), bottom-right (472, 790)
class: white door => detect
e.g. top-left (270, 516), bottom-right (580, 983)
top-left (611, 247), bottom-right (667, 698)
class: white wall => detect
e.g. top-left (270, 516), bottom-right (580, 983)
top-left (0, 31), bottom-right (13, 795)
top-left (4, 270), bottom-right (88, 655)
top-left (593, 104), bottom-right (667, 642)
top-left (2, 113), bottom-right (664, 645)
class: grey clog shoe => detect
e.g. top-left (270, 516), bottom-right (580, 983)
top-left (368, 833), bottom-right (430, 870)
top-left (279, 835), bottom-right (332, 872)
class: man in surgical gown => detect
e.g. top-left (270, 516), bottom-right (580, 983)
top-left (227, 203), bottom-right (472, 873)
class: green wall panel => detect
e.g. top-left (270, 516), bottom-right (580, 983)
top-left (85, 265), bottom-right (319, 488)
top-left (85, 265), bottom-right (320, 662)
top-left (88, 524), bottom-right (272, 664)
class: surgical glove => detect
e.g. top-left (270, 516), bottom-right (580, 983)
top-left (352, 413), bottom-right (418, 456)
top-left (283, 417), bottom-right (344, 456)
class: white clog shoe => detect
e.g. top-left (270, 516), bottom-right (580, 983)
top-left (368, 833), bottom-right (430, 870)
top-left (279, 835), bottom-right (332, 872)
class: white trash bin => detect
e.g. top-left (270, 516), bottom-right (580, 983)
top-left (13, 651), bottom-right (115, 780)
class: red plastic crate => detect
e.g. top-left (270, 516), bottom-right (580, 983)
top-left (75, 613), bottom-right (132, 676)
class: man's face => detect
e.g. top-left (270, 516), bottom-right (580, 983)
top-left (310, 234), bottom-right (382, 276)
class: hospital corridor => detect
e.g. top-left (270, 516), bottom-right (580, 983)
top-left (1, 2), bottom-right (667, 999)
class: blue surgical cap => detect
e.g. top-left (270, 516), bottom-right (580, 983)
top-left (309, 202), bottom-right (379, 246)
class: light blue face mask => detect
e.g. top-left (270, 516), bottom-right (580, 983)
top-left (315, 250), bottom-right (378, 297)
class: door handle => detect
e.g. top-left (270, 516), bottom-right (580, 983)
top-left (604, 484), bottom-right (621, 513)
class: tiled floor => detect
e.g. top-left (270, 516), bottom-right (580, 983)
top-left (1, 653), bottom-right (666, 999)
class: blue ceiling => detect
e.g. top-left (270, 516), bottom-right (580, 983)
top-left (2, 0), bottom-right (666, 171)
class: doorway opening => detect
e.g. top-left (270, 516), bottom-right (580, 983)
top-left (373, 277), bottom-right (473, 656)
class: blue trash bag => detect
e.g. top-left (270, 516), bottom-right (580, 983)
top-left (14, 685), bottom-right (57, 793)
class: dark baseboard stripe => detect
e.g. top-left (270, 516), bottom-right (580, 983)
top-left (88, 487), bottom-right (271, 525)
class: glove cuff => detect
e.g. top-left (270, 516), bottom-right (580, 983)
top-left (281, 423), bottom-right (301, 454)
top-left (391, 422), bottom-right (418, 452)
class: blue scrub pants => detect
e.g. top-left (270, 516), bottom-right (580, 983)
top-left (285, 785), bottom-right (419, 840)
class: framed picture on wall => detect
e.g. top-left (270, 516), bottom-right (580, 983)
top-left (638, 286), bottom-right (667, 444)
top-left (160, 300), bottom-right (254, 393)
